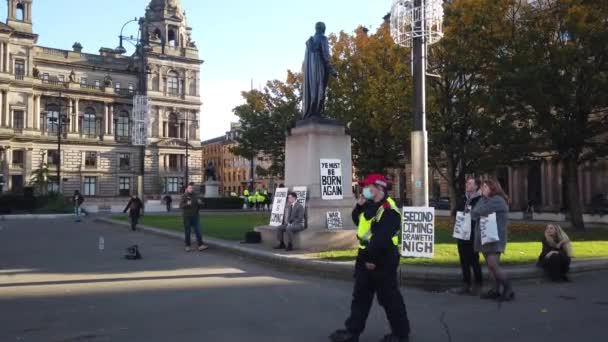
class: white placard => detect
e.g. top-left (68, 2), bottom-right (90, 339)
top-left (320, 159), bottom-right (343, 200)
top-left (326, 211), bottom-right (343, 229)
top-left (293, 186), bottom-right (307, 209)
top-left (132, 95), bottom-right (149, 146)
top-left (269, 188), bottom-right (289, 227)
top-left (401, 207), bottom-right (435, 258)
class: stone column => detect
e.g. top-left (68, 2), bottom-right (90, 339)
top-left (0, 90), bottom-right (3, 127)
top-left (74, 99), bottom-right (80, 134)
top-left (540, 159), bottom-right (547, 207)
top-left (0, 42), bottom-right (4, 74)
top-left (103, 103), bottom-right (109, 135)
top-left (27, 94), bottom-right (34, 129)
top-left (556, 160), bottom-right (563, 208)
top-left (108, 104), bottom-right (114, 135)
top-left (35, 95), bottom-right (41, 130)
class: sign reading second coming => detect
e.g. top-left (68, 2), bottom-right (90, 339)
top-left (320, 159), bottom-right (343, 200)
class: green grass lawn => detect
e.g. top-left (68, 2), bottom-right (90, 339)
top-left (114, 213), bottom-right (269, 241)
top-left (317, 218), bottom-right (608, 266)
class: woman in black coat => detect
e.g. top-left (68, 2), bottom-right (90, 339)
top-left (537, 224), bottom-right (572, 282)
top-left (123, 196), bottom-right (144, 231)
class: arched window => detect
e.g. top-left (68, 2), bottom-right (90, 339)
top-left (46, 104), bottom-right (60, 134)
top-left (116, 110), bottom-right (130, 140)
top-left (83, 107), bottom-right (97, 137)
top-left (168, 29), bottom-right (177, 47)
top-left (16, 3), bottom-right (24, 21)
top-left (167, 71), bottom-right (179, 95)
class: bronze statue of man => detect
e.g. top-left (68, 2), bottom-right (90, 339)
top-left (302, 22), bottom-right (337, 120)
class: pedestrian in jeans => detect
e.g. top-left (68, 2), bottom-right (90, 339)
top-left (453, 177), bottom-right (483, 295)
top-left (163, 194), bottom-right (172, 212)
top-left (73, 190), bottom-right (84, 222)
top-left (123, 195), bottom-right (144, 231)
top-left (471, 179), bottom-right (514, 301)
top-left (180, 184), bottom-right (208, 252)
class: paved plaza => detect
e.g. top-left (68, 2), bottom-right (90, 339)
top-left (0, 218), bottom-right (606, 342)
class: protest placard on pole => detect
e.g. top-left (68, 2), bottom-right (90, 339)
top-left (326, 211), bottom-right (343, 229)
top-left (269, 188), bottom-right (289, 227)
top-left (401, 207), bottom-right (435, 258)
top-left (320, 159), bottom-right (343, 200)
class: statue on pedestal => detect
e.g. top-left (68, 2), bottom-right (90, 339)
top-left (204, 162), bottom-right (216, 182)
top-left (302, 22), bottom-right (338, 120)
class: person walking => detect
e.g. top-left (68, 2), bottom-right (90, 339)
top-left (123, 195), bottom-right (144, 231)
top-left (73, 190), bottom-right (84, 222)
top-left (163, 194), bottom-right (173, 212)
top-left (330, 174), bottom-right (410, 342)
top-left (453, 177), bottom-right (483, 295)
top-left (274, 192), bottom-right (305, 251)
top-left (180, 184), bottom-right (208, 252)
top-left (537, 224), bottom-right (572, 282)
top-left (471, 179), bottom-right (514, 301)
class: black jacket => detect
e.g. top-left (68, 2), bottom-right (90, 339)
top-left (124, 198), bottom-right (144, 217)
top-left (455, 193), bottom-right (481, 242)
top-left (352, 197), bottom-right (401, 272)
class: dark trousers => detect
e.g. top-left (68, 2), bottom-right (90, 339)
top-left (541, 253), bottom-right (571, 281)
top-left (183, 216), bottom-right (203, 247)
top-left (457, 239), bottom-right (483, 286)
top-left (130, 215), bottom-right (139, 231)
top-left (345, 264), bottom-right (410, 337)
top-left (166, 203), bottom-right (172, 212)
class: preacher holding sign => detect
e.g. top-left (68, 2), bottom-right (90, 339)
top-left (269, 188), bottom-right (289, 227)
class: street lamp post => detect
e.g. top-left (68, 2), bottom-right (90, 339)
top-left (48, 94), bottom-right (71, 194)
top-left (390, 0), bottom-right (444, 207)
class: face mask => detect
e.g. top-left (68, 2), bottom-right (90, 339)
top-left (362, 187), bottom-right (374, 200)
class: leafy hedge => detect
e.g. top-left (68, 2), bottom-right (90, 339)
top-left (0, 193), bottom-right (72, 214)
top-left (201, 197), bottom-right (245, 210)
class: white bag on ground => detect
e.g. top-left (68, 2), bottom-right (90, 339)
top-left (452, 211), bottom-right (472, 240)
top-left (479, 213), bottom-right (500, 245)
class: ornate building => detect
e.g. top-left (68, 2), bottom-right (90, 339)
top-left (0, 0), bottom-right (203, 197)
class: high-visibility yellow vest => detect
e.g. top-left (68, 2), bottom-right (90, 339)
top-left (243, 189), bottom-right (250, 196)
top-left (357, 197), bottom-right (400, 249)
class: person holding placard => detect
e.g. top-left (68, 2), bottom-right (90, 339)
top-left (452, 177), bottom-right (483, 295)
top-left (471, 179), bottom-right (513, 301)
top-left (330, 174), bottom-right (410, 342)
top-left (274, 192), bottom-right (305, 251)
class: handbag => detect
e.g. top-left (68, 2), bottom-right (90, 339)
top-left (479, 213), bottom-right (500, 245)
top-left (452, 211), bottom-right (472, 240)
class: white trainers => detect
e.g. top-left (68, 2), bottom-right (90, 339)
top-left (185, 246), bottom-right (192, 252)
top-left (198, 244), bottom-right (209, 252)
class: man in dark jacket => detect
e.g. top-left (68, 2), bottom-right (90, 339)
top-left (123, 195), bottom-right (144, 231)
top-left (453, 177), bottom-right (483, 294)
top-left (180, 184), bottom-right (208, 252)
top-left (73, 190), bottom-right (84, 222)
top-left (331, 174), bottom-right (410, 342)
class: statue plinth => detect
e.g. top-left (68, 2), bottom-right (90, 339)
top-left (255, 120), bottom-right (358, 252)
top-left (204, 179), bottom-right (220, 198)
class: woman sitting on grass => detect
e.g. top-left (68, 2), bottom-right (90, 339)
top-left (537, 224), bottom-right (572, 282)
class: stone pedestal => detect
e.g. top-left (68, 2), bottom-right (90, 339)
top-left (255, 121), bottom-right (358, 251)
top-left (204, 180), bottom-right (219, 198)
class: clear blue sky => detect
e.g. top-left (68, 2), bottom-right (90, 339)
top-left (19, 0), bottom-right (391, 140)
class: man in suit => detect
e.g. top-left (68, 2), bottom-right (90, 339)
top-left (275, 192), bottom-right (305, 251)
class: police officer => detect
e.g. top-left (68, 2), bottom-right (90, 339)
top-left (330, 174), bottom-right (410, 342)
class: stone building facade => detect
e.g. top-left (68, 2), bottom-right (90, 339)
top-left (0, 0), bottom-right (203, 198)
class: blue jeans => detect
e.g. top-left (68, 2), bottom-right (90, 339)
top-left (74, 206), bottom-right (81, 221)
top-left (183, 215), bottom-right (203, 247)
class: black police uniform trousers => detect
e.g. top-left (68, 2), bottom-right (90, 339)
top-left (345, 248), bottom-right (410, 337)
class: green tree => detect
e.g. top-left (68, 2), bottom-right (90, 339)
top-left (231, 71), bottom-right (302, 178)
top-left (29, 163), bottom-right (50, 195)
top-left (497, 0), bottom-right (608, 229)
top-left (326, 23), bottom-right (412, 176)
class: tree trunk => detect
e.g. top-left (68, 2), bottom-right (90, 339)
top-left (564, 157), bottom-right (585, 231)
top-left (447, 157), bottom-right (458, 216)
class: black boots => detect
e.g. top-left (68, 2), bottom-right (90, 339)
top-left (330, 329), bottom-right (359, 342)
top-left (274, 242), bottom-right (286, 250)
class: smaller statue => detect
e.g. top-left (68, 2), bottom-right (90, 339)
top-left (103, 75), bottom-right (113, 87)
top-left (205, 162), bottom-right (217, 182)
top-left (32, 66), bottom-right (39, 78)
top-left (69, 70), bottom-right (76, 83)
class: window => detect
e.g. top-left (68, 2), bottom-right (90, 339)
top-left (168, 29), bottom-right (177, 47)
top-left (47, 177), bottom-right (59, 193)
top-left (83, 108), bottom-right (97, 137)
top-left (85, 152), bottom-right (97, 168)
top-left (167, 71), bottom-right (179, 95)
top-left (169, 154), bottom-right (179, 170)
top-left (15, 60), bottom-right (25, 76)
top-left (12, 150), bottom-right (24, 166)
top-left (16, 3), bottom-right (24, 21)
top-left (128, 83), bottom-right (134, 93)
top-left (115, 82), bottom-right (121, 91)
top-left (168, 113), bottom-right (179, 137)
top-left (13, 110), bottom-right (24, 130)
top-left (58, 75), bottom-right (65, 83)
top-left (116, 111), bottom-right (130, 140)
top-left (119, 153), bottom-right (130, 170)
top-left (47, 150), bottom-right (59, 166)
top-left (95, 80), bottom-right (100, 89)
top-left (167, 177), bottom-right (183, 194)
top-left (80, 77), bottom-right (87, 85)
top-left (119, 177), bottom-right (131, 196)
top-left (46, 105), bottom-right (59, 134)
top-left (83, 177), bottom-right (96, 196)
top-left (42, 73), bottom-right (49, 82)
